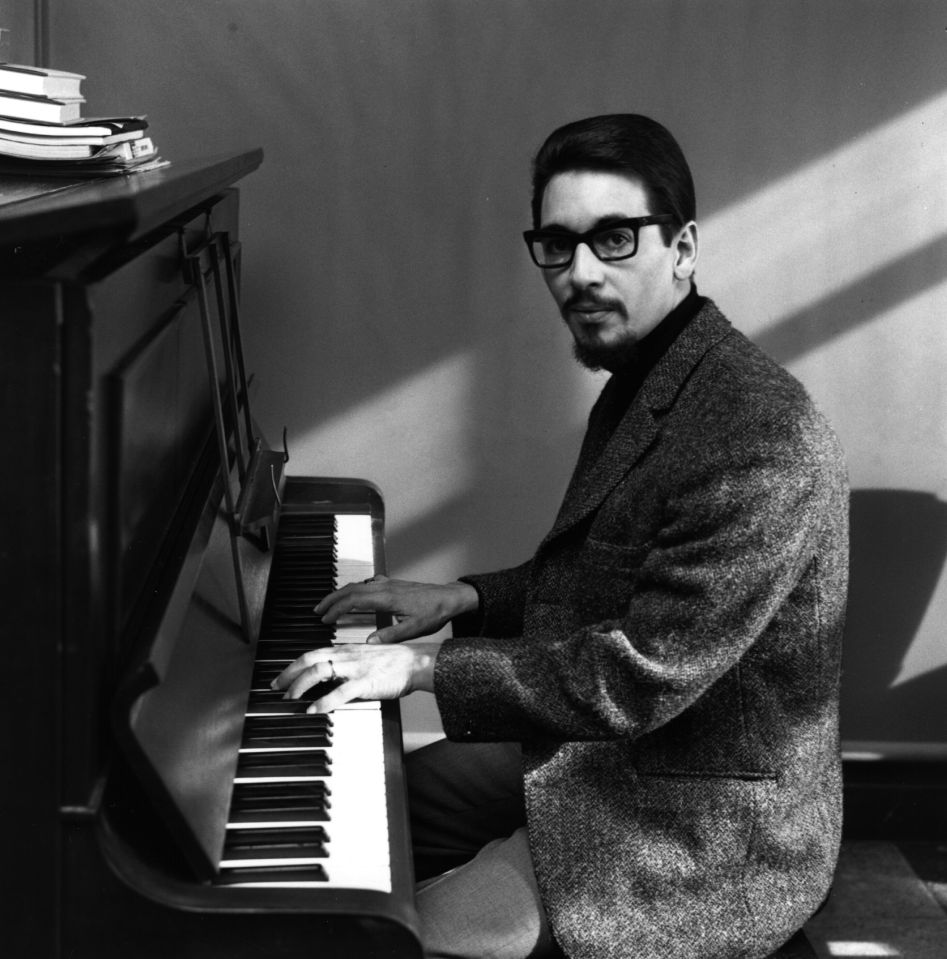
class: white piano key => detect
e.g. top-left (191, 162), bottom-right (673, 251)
top-left (224, 707), bottom-right (392, 892)
top-left (220, 511), bottom-right (393, 893)
top-left (334, 513), bottom-right (376, 644)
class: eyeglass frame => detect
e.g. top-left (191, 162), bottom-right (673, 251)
top-left (522, 214), bottom-right (678, 269)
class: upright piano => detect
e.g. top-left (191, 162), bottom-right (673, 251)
top-left (0, 152), bottom-right (422, 958)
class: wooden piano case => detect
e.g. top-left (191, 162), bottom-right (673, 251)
top-left (0, 154), bottom-right (421, 959)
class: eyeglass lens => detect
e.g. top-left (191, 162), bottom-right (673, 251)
top-left (530, 224), bottom-right (639, 267)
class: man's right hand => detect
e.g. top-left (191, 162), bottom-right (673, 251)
top-left (314, 576), bottom-right (479, 644)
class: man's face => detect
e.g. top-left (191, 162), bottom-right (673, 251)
top-left (539, 170), bottom-right (694, 372)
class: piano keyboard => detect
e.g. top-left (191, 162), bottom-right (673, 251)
top-left (218, 512), bottom-right (392, 892)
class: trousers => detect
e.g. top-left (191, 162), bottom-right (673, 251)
top-left (407, 739), bottom-right (566, 959)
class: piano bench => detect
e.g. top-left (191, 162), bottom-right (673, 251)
top-left (765, 928), bottom-right (818, 958)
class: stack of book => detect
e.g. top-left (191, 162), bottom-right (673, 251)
top-left (0, 63), bottom-right (166, 176)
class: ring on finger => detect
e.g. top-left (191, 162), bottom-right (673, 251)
top-left (327, 659), bottom-right (337, 682)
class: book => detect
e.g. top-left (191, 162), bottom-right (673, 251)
top-left (0, 127), bottom-right (144, 147)
top-left (0, 63), bottom-right (85, 99)
top-left (0, 135), bottom-right (156, 162)
top-left (0, 136), bottom-right (93, 159)
top-left (0, 114), bottom-right (148, 139)
top-left (0, 90), bottom-right (83, 123)
top-left (0, 155), bottom-right (169, 178)
top-left (0, 62), bottom-right (164, 178)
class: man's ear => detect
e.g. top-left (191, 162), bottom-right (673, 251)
top-left (672, 221), bottom-right (699, 280)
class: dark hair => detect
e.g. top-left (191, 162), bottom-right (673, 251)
top-left (529, 114), bottom-right (696, 243)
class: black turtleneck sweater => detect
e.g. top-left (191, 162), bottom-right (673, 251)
top-left (617, 284), bottom-right (704, 395)
top-left (591, 285), bottom-right (706, 447)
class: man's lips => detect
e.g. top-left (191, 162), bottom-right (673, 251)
top-left (566, 301), bottom-right (623, 323)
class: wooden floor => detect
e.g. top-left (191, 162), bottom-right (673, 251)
top-left (804, 841), bottom-right (947, 958)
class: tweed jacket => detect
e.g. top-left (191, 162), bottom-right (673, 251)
top-left (434, 300), bottom-right (849, 959)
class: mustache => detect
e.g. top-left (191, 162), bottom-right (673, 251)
top-left (563, 294), bottom-right (625, 314)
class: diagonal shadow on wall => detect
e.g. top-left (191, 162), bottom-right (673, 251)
top-left (755, 233), bottom-right (947, 364)
top-left (841, 489), bottom-right (947, 744)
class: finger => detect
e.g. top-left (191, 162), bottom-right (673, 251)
top-left (314, 575), bottom-right (390, 614)
top-left (366, 616), bottom-right (429, 644)
top-left (316, 584), bottom-right (390, 622)
top-left (270, 648), bottom-right (326, 690)
top-left (284, 659), bottom-right (339, 700)
top-left (368, 609), bottom-right (447, 643)
top-left (306, 676), bottom-right (373, 714)
top-left (314, 581), bottom-right (366, 616)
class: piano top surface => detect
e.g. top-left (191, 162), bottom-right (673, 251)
top-left (0, 149), bottom-right (263, 252)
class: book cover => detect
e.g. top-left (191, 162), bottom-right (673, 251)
top-left (0, 90), bottom-right (84, 123)
top-left (0, 127), bottom-right (144, 147)
top-left (0, 135), bottom-right (155, 162)
top-left (0, 114), bottom-right (148, 138)
top-left (0, 136), bottom-right (94, 160)
top-left (0, 155), bottom-right (169, 178)
top-left (0, 63), bottom-right (85, 99)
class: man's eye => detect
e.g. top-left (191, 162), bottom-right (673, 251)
top-left (542, 237), bottom-right (573, 255)
top-left (599, 229), bottom-right (634, 251)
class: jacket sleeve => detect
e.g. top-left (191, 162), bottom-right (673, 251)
top-left (451, 559), bottom-right (533, 638)
top-left (434, 402), bottom-right (847, 743)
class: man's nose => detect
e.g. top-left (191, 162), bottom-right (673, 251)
top-left (569, 242), bottom-right (604, 286)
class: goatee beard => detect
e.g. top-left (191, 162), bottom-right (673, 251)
top-left (572, 335), bottom-right (641, 373)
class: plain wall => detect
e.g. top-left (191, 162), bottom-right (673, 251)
top-left (0, 1), bottom-right (40, 63)
top-left (46, 0), bottom-right (947, 753)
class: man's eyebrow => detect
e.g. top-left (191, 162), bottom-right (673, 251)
top-left (537, 214), bottom-right (635, 233)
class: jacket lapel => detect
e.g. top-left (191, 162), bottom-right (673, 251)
top-left (541, 302), bottom-right (733, 546)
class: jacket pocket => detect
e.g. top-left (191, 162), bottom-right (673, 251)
top-left (572, 537), bottom-right (652, 621)
top-left (621, 771), bottom-right (776, 891)
top-left (585, 771), bottom-right (779, 945)
top-left (581, 536), bottom-right (653, 572)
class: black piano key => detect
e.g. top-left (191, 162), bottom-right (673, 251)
top-left (222, 513), bottom-right (363, 837)
top-left (245, 698), bottom-right (314, 716)
top-left (247, 688), bottom-right (301, 702)
top-left (255, 652), bottom-right (338, 668)
top-left (232, 781), bottom-right (329, 805)
top-left (232, 779), bottom-right (328, 794)
top-left (243, 713), bottom-right (332, 749)
top-left (251, 664), bottom-right (292, 685)
top-left (255, 634), bottom-right (335, 648)
top-left (279, 539), bottom-right (333, 548)
top-left (229, 801), bottom-right (330, 824)
top-left (260, 622), bottom-right (328, 635)
top-left (243, 715), bottom-right (331, 733)
top-left (266, 584), bottom-right (333, 597)
top-left (267, 571), bottom-right (335, 583)
top-left (241, 721), bottom-right (331, 740)
top-left (246, 688), bottom-right (340, 712)
top-left (268, 579), bottom-right (332, 590)
top-left (216, 863), bottom-right (329, 884)
top-left (263, 601), bottom-right (333, 615)
top-left (249, 668), bottom-right (332, 692)
top-left (237, 749), bottom-right (331, 778)
top-left (228, 807), bottom-right (330, 825)
top-left (222, 826), bottom-right (329, 860)
top-left (235, 761), bottom-right (331, 779)
top-left (229, 783), bottom-right (330, 822)
top-left (241, 725), bottom-right (330, 742)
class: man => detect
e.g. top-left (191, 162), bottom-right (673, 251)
top-left (274, 114), bottom-right (849, 959)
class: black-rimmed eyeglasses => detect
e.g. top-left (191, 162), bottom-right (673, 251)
top-left (523, 215), bottom-right (676, 269)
